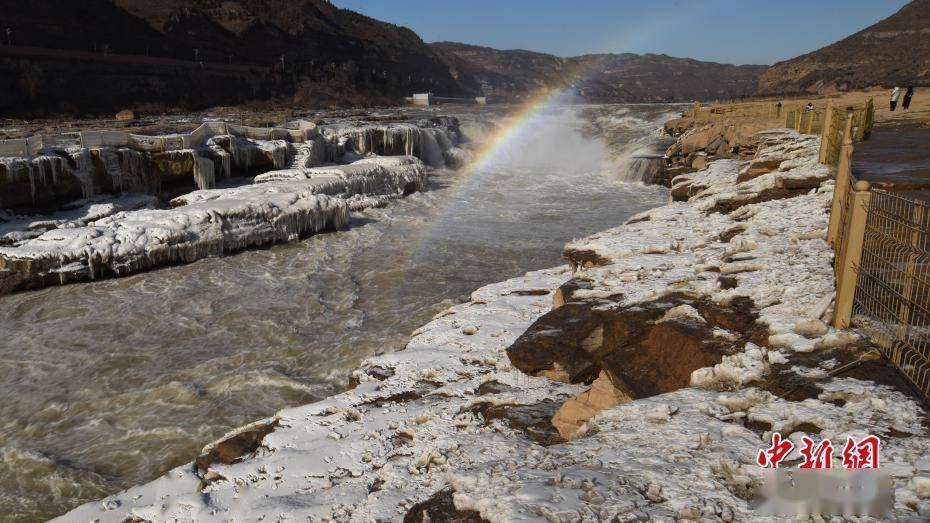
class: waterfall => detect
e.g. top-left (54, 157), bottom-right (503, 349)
top-left (117, 149), bottom-right (148, 193)
top-left (323, 122), bottom-right (459, 168)
top-left (206, 138), bottom-right (232, 179)
top-left (419, 130), bottom-right (444, 168)
top-left (26, 155), bottom-right (70, 204)
top-left (192, 154), bottom-right (216, 190)
top-left (67, 149), bottom-right (94, 198)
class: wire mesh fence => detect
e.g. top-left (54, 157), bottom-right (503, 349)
top-left (784, 108), bottom-right (826, 135)
top-left (820, 99), bottom-right (875, 167)
top-left (852, 189), bottom-right (930, 400)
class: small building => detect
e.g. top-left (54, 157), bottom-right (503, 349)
top-left (412, 93), bottom-right (432, 106)
top-left (475, 97), bottom-right (487, 105)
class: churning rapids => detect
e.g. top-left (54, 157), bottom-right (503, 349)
top-left (0, 104), bottom-right (674, 521)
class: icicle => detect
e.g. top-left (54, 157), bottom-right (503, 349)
top-left (192, 154), bottom-right (216, 190)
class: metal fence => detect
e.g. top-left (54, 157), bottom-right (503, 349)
top-left (818, 99), bottom-right (874, 166)
top-left (852, 190), bottom-right (930, 398)
top-left (784, 107), bottom-right (827, 135)
top-left (821, 97), bottom-right (929, 401)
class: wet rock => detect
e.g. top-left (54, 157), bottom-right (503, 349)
top-left (404, 489), bottom-right (487, 523)
top-left (468, 399), bottom-right (566, 446)
top-left (476, 380), bottom-right (513, 395)
top-left (195, 419), bottom-right (279, 476)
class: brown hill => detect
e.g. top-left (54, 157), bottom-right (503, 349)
top-left (431, 42), bottom-right (767, 103)
top-left (0, 0), bottom-right (470, 116)
top-left (757, 0), bottom-right (930, 94)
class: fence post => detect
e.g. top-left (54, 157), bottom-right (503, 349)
top-left (834, 180), bottom-right (872, 329)
top-left (864, 97), bottom-right (875, 138)
top-left (818, 101), bottom-right (835, 163)
top-left (827, 110), bottom-right (857, 245)
top-left (806, 109), bottom-right (815, 134)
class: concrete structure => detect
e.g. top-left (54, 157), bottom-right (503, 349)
top-left (408, 93), bottom-right (489, 106)
top-left (411, 93), bottom-right (432, 106)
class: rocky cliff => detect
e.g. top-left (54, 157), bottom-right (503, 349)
top-left (757, 0), bottom-right (930, 94)
top-left (431, 42), bottom-right (767, 102)
top-left (0, 0), bottom-right (470, 116)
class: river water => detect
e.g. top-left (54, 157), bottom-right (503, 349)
top-left (0, 104), bottom-right (673, 521)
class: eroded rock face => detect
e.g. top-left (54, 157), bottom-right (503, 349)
top-left (506, 291), bottom-right (763, 399)
top-left (664, 120), bottom-right (777, 172)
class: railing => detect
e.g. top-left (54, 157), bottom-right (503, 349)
top-left (853, 190), bottom-right (930, 396)
top-left (824, 101), bottom-right (929, 400)
top-left (686, 101), bottom-right (786, 120)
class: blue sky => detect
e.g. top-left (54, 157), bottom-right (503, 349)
top-left (332, 0), bottom-right (910, 65)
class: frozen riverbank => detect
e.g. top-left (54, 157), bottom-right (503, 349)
top-left (59, 127), bottom-right (930, 521)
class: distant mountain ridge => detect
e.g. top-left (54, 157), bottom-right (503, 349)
top-left (430, 42), bottom-right (768, 103)
top-left (757, 0), bottom-right (930, 94)
top-left (11, 0), bottom-right (902, 117)
top-left (0, 0), bottom-right (466, 116)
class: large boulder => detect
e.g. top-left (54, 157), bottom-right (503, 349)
top-left (506, 289), bottom-right (763, 398)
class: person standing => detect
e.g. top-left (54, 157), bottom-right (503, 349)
top-left (903, 87), bottom-right (915, 111)
top-left (890, 86), bottom-right (901, 111)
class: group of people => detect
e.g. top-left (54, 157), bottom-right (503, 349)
top-left (890, 86), bottom-right (916, 111)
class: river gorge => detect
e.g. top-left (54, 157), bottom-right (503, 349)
top-left (0, 104), bottom-right (674, 521)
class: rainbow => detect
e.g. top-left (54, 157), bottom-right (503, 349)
top-left (383, 57), bottom-right (612, 283)
top-left (464, 58), bottom-right (606, 173)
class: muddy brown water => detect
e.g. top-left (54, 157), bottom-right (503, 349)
top-left (853, 125), bottom-right (930, 196)
top-left (0, 104), bottom-right (673, 521)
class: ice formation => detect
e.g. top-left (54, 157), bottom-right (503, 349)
top-left (0, 183), bottom-right (349, 293)
top-left (321, 121), bottom-right (462, 168)
top-left (0, 113), bottom-right (447, 293)
top-left (251, 155), bottom-right (427, 196)
top-left (57, 129), bottom-right (930, 522)
top-left (0, 118), bottom-right (455, 217)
